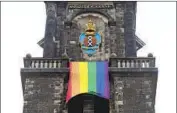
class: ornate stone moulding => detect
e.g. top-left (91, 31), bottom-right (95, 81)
top-left (72, 13), bottom-right (108, 24)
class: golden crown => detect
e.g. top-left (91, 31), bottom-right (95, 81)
top-left (85, 18), bottom-right (96, 32)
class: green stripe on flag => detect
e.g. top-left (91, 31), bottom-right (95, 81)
top-left (88, 62), bottom-right (96, 93)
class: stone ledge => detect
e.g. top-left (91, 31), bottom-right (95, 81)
top-left (21, 67), bottom-right (158, 73)
top-left (109, 67), bottom-right (158, 73)
top-left (21, 68), bottom-right (69, 73)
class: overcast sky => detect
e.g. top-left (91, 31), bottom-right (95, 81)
top-left (1, 2), bottom-right (176, 113)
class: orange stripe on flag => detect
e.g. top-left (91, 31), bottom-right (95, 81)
top-left (71, 62), bottom-right (80, 97)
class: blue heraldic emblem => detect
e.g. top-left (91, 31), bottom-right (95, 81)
top-left (79, 19), bottom-right (102, 57)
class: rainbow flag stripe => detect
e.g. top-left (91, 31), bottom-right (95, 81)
top-left (66, 61), bottom-right (110, 103)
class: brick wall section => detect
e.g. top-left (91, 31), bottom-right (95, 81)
top-left (23, 75), bottom-right (66, 113)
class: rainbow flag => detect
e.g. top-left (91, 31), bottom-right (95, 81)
top-left (66, 61), bottom-right (109, 103)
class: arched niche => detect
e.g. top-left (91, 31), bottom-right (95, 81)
top-left (70, 13), bottom-right (110, 60)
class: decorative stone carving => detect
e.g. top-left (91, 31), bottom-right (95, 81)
top-left (70, 13), bottom-right (109, 61)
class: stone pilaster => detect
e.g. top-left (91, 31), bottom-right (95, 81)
top-left (67, 22), bottom-right (81, 60)
top-left (108, 21), bottom-right (117, 57)
top-left (104, 23), bottom-right (110, 60)
top-left (113, 76), bottom-right (124, 113)
top-left (43, 2), bottom-right (57, 58)
top-left (56, 2), bottom-right (68, 57)
top-left (109, 76), bottom-right (115, 113)
top-left (124, 2), bottom-right (137, 57)
top-left (115, 3), bottom-right (125, 57)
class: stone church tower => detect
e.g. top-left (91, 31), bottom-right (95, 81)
top-left (21, 1), bottom-right (158, 113)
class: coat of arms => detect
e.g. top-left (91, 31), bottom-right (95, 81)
top-left (79, 18), bottom-right (102, 57)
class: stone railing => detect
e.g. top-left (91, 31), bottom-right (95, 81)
top-left (109, 57), bottom-right (156, 68)
top-left (23, 53), bottom-right (156, 69)
top-left (23, 57), bottom-right (69, 68)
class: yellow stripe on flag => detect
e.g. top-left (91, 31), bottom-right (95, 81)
top-left (79, 62), bottom-right (88, 93)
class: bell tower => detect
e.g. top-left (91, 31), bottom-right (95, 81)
top-left (21, 1), bottom-right (158, 113)
top-left (40, 1), bottom-right (141, 59)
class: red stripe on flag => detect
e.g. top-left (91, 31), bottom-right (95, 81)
top-left (66, 62), bottom-right (72, 102)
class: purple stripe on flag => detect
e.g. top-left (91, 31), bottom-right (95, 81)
top-left (104, 62), bottom-right (109, 98)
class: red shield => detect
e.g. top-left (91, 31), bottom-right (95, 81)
top-left (83, 36), bottom-right (97, 47)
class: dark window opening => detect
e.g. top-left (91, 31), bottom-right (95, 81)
top-left (67, 94), bottom-right (109, 113)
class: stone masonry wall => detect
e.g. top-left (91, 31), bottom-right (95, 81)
top-left (112, 73), bottom-right (157, 113)
top-left (23, 74), bottom-right (66, 113)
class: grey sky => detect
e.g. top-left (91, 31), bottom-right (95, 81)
top-left (1, 2), bottom-right (176, 113)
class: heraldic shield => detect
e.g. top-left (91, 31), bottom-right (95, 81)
top-left (79, 19), bottom-right (102, 57)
